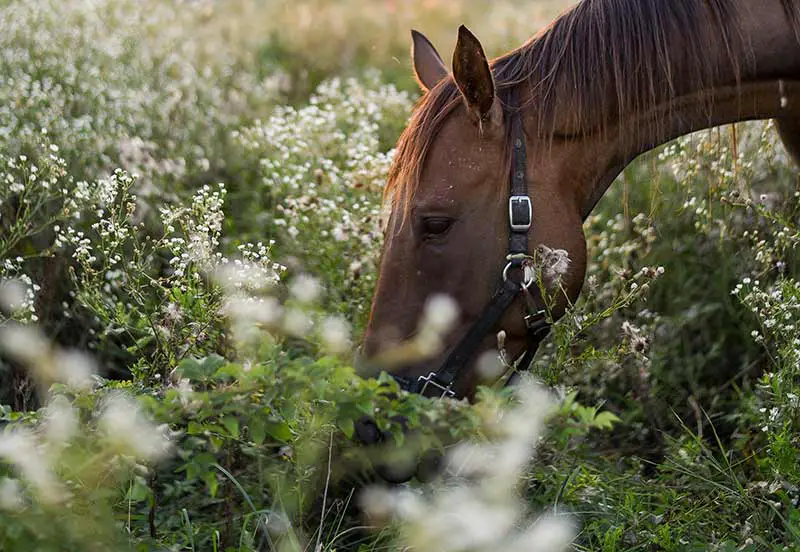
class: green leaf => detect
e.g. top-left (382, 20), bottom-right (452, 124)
top-left (176, 354), bottom-right (227, 381)
top-left (125, 478), bottom-right (150, 502)
top-left (356, 400), bottom-right (374, 415)
top-left (127, 334), bottom-right (154, 353)
top-left (203, 471), bottom-right (219, 498)
top-left (265, 420), bottom-right (292, 442)
top-left (249, 417), bottom-right (266, 445)
top-left (593, 411), bottom-right (621, 430)
top-left (185, 453), bottom-right (216, 482)
top-left (222, 416), bottom-right (240, 439)
top-left (200, 354), bottom-right (227, 374)
top-left (338, 418), bottom-right (354, 439)
top-left (175, 358), bottom-right (203, 381)
top-left (215, 363), bottom-right (242, 379)
top-left (187, 421), bottom-right (206, 435)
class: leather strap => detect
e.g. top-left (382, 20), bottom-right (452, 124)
top-left (433, 277), bottom-right (523, 389)
top-left (508, 88), bottom-right (530, 258)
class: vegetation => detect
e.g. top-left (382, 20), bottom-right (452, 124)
top-left (0, 0), bottom-right (798, 550)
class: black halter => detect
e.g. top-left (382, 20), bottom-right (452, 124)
top-left (393, 90), bottom-right (551, 399)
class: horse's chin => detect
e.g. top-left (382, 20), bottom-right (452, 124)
top-left (353, 416), bottom-right (445, 484)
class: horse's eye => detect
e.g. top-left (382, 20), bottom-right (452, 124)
top-left (421, 217), bottom-right (453, 238)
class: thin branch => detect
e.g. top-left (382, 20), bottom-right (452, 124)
top-left (315, 431), bottom-right (334, 552)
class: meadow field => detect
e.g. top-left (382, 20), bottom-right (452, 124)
top-left (0, 0), bottom-right (799, 550)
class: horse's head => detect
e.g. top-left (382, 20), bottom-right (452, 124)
top-left (363, 27), bottom-right (598, 400)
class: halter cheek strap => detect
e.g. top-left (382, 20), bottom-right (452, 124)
top-left (393, 89), bottom-right (550, 399)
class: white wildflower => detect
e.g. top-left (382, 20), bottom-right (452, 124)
top-left (54, 349), bottom-right (96, 390)
top-left (332, 224), bottom-right (348, 241)
top-left (42, 395), bottom-right (78, 446)
top-left (0, 429), bottom-right (63, 504)
top-left (0, 477), bottom-right (23, 511)
top-left (282, 308), bottom-right (313, 337)
top-left (99, 394), bottom-right (172, 461)
top-left (476, 349), bottom-right (504, 380)
top-left (320, 316), bottom-right (351, 353)
top-left (420, 294), bottom-right (459, 335)
top-left (536, 245), bottom-right (571, 284)
top-left (506, 515), bottom-right (577, 552)
top-left (410, 294), bottom-right (460, 356)
top-left (0, 323), bottom-right (50, 367)
top-left (222, 296), bottom-right (283, 326)
top-left (622, 321), bottom-right (649, 354)
top-left (176, 379), bottom-right (194, 407)
top-left (361, 381), bottom-right (572, 552)
top-left (409, 487), bottom-right (518, 551)
top-left (496, 330), bottom-right (507, 351)
top-left (289, 274), bottom-right (321, 303)
top-left (0, 279), bottom-right (26, 311)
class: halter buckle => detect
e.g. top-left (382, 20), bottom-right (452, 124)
top-left (417, 372), bottom-right (456, 399)
top-left (509, 195), bottom-right (532, 232)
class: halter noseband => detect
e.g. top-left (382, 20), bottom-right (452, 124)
top-left (393, 90), bottom-right (551, 399)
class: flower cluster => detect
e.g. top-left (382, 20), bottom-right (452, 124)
top-left (234, 74), bottom-right (413, 327)
top-left (0, 323), bottom-right (173, 548)
top-left (0, 0), bottom-right (281, 190)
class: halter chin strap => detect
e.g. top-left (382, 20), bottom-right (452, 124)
top-left (393, 89), bottom-right (550, 399)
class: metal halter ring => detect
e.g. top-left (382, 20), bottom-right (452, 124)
top-left (502, 258), bottom-right (535, 290)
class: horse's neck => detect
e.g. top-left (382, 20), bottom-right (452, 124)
top-left (736, 1), bottom-right (800, 76)
top-left (577, 0), bottom-right (800, 217)
top-left (616, 0), bottom-right (800, 143)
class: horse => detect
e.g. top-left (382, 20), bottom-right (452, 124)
top-left (362, 0), bottom-right (800, 403)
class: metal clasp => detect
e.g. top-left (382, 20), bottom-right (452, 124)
top-left (417, 372), bottom-right (456, 399)
top-left (524, 308), bottom-right (548, 330)
top-left (502, 254), bottom-right (536, 290)
top-left (509, 195), bottom-right (532, 232)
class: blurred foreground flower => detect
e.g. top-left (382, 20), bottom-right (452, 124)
top-left (0, 324), bottom-right (173, 522)
top-left (369, 293), bottom-right (460, 369)
top-left (99, 393), bottom-right (172, 461)
top-left (361, 380), bottom-right (575, 552)
top-left (0, 323), bottom-right (95, 391)
top-left (0, 428), bottom-right (65, 505)
top-left (320, 315), bottom-right (352, 353)
top-left (0, 477), bottom-right (23, 511)
top-left (289, 274), bottom-right (321, 303)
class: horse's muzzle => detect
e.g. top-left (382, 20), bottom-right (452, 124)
top-left (353, 416), bottom-right (444, 484)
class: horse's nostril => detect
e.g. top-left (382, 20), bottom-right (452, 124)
top-left (353, 415), bottom-right (428, 484)
top-left (354, 416), bottom-right (383, 445)
top-left (374, 456), bottom-right (418, 484)
top-left (415, 449), bottom-right (444, 482)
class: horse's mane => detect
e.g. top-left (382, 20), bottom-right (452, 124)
top-left (385, 0), bottom-right (800, 212)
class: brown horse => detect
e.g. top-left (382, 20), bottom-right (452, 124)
top-left (363, 0), bottom-right (800, 401)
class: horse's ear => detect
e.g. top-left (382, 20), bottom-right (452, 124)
top-left (452, 25), bottom-right (501, 127)
top-left (411, 30), bottom-right (448, 92)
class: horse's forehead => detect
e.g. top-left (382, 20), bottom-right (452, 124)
top-left (422, 111), bottom-right (504, 186)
